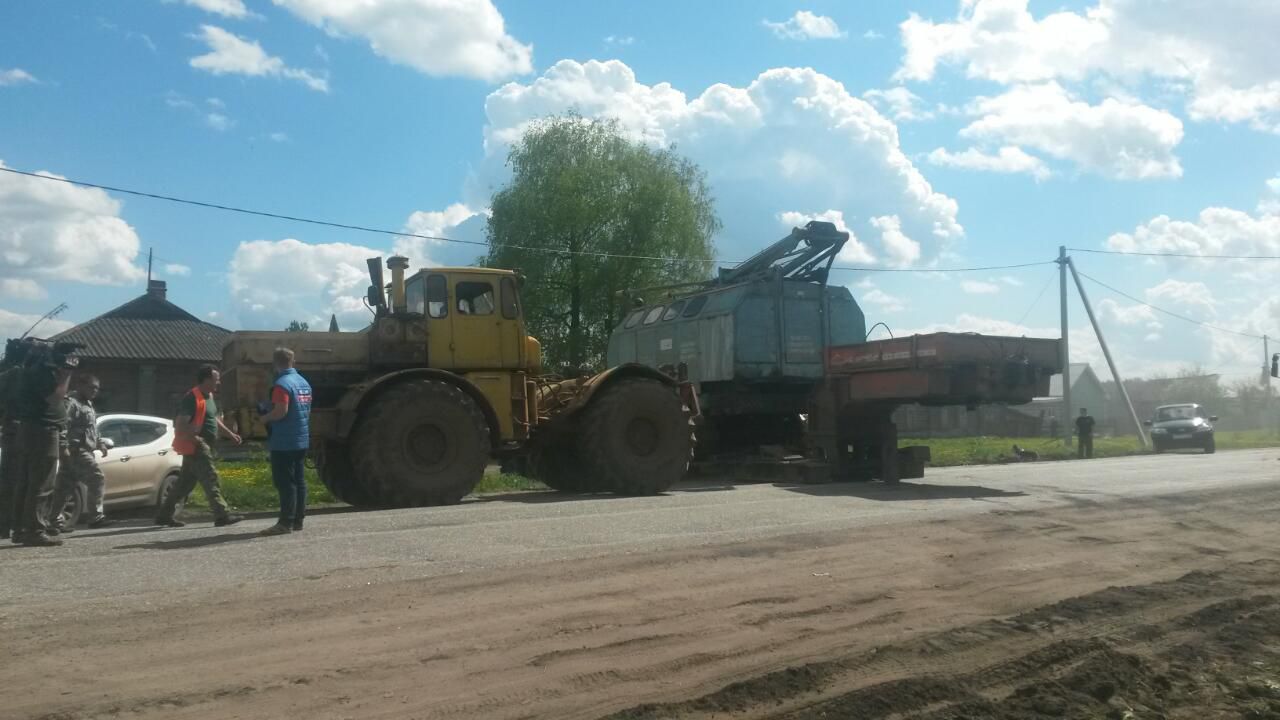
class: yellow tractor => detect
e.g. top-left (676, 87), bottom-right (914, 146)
top-left (221, 257), bottom-right (696, 507)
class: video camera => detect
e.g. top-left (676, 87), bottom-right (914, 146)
top-left (2, 337), bottom-right (86, 370)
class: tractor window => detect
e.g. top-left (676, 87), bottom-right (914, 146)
top-left (500, 277), bottom-right (519, 319)
top-left (682, 295), bottom-right (709, 318)
top-left (405, 277), bottom-right (426, 315)
top-left (426, 274), bottom-right (448, 318)
top-left (623, 309), bottom-right (645, 329)
top-left (643, 306), bottom-right (665, 325)
top-left (662, 300), bottom-right (686, 321)
top-left (456, 281), bottom-right (495, 316)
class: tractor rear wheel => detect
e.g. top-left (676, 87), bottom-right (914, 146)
top-left (317, 441), bottom-right (376, 507)
top-left (579, 378), bottom-right (692, 496)
top-left (351, 379), bottom-right (490, 507)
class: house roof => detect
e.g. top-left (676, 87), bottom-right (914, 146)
top-left (52, 291), bottom-right (231, 362)
top-left (1047, 363), bottom-right (1098, 397)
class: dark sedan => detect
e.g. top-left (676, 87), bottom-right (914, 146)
top-left (1146, 403), bottom-right (1217, 454)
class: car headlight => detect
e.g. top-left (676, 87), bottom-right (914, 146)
top-left (1151, 428), bottom-right (1167, 434)
top-left (1195, 425), bottom-right (1212, 432)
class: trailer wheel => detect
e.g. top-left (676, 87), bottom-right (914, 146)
top-left (317, 441), bottom-right (376, 507)
top-left (351, 379), bottom-right (490, 507)
top-left (580, 378), bottom-right (692, 496)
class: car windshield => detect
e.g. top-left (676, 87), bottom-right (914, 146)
top-left (1156, 406), bottom-right (1198, 421)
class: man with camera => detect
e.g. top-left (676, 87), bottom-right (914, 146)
top-left (50, 374), bottom-right (114, 530)
top-left (9, 340), bottom-right (76, 546)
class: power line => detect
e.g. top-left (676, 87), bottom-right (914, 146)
top-left (1016, 267), bottom-right (1056, 326)
top-left (1069, 247), bottom-right (1280, 260)
top-left (1074, 268), bottom-right (1272, 341)
top-left (1, 165), bottom-right (1052, 274)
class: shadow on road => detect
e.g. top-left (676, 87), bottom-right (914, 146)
top-left (472, 490), bottom-right (634, 505)
top-left (116, 531), bottom-right (261, 551)
top-left (779, 481), bottom-right (1027, 502)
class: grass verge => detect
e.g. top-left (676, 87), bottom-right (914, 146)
top-left (904, 430), bottom-right (1280, 467)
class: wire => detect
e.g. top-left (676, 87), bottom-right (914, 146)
top-left (1, 165), bottom-right (1053, 274)
top-left (1069, 247), bottom-right (1280, 260)
top-left (1016, 268), bottom-right (1056, 326)
top-left (865, 322), bottom-right (894, 340)
top-left (1074, 269), bottom-right (1272, 341)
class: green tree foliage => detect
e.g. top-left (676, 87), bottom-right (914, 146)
top-left (285, 320), bottom-right (309, 332)
top-left (486, 114), bottom-right (719, 371)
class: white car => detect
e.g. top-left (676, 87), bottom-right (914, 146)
top-left (58, 413), bottom-right (185, 525)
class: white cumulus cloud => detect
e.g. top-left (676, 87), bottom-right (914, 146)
top-left (763, 11), bottom-right (846, 41)
top-left (959, 83), bottom-right (1183, 179)
top-left (1145, 279), bottom-right (1216, 315)
top-left (870, 215), bottom-right (921, 267)
top-left (163, 263), bottom-right (192, 277)
top-left (961, 280), bottom-right (1000, 295)
top-left (228, 238), bottom-right (383, 330)
top-left (190, 25), bottom-right (329, 92)
top-left (0, 308), bottom-right (73, 341)
top-left (0, 68), bottom-right (37, 86)
top-left (927, 145), bottom-right (1050, 180)
top-left (0, 159), bottom-right (144, 291)
top-left (896, 0), bottom-right (1280, 134)
top-left (481, 61), bottom-right (962, 268)
top-left (0, 278), bottom-right (46, 301)
top-left (272, 0), bottom-right (533, 82)
top-left (863, 87), bottom-right (933, 122)
top-left (182, 0), bottom-right (252, 18)
top-left (393, 202), bottom-right (482, 269)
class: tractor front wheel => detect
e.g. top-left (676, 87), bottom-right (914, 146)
top-left (351, 379), bottom-right (490, 507)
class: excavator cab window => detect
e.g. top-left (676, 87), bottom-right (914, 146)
top-left (426, 274), bottom-right (448, 318)
top-left (643, 306), bottom-right (665, 325)
top-left (405, 276), bottom-right (426, 315)
top-left (624, 309), bottom-right (645, 329)
top-left (662, 300), bottom-right (686, 321)
top-left (500, 276), bottom-right (519, 319)
top-left (456, 281), bottom-right (495, 315)
top-left (682, 295), bottom-right (709, 318)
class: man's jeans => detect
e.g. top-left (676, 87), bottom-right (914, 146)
top-left (270, 449), bottom-right (308, 526)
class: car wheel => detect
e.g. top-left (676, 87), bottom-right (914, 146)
top-left (1152, 441), bottom-right (1164, 454)
top-left (158, 473), bottom-right (186, 516)
top-left (1204, 437), bottom-right (1216, 454)
top-left (59, 482), bottom-right (87, 528)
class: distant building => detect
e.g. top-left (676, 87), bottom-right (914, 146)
top-left (53, 280), bottom-right (230, 416)
top-left (1011, 363), bottom-right (1109, 434)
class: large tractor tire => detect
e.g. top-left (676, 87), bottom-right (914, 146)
top-left (317, 441), bottom-right (376, 507)
top-left (351, 379), bottom-right (490, 507)
top-left (579, 378), bottom-right (692, 496)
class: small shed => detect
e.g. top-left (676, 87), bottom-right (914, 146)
top-left (53, 280), bottom-right (231, 416)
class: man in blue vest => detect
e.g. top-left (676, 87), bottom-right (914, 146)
top-left (258, 347), bottom-right (312, 536)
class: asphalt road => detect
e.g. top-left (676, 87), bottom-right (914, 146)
top-left (3, 447), bottom-right (1276, 617)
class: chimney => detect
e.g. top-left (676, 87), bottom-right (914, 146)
top-left (147, 279), bottom-right (167, 301)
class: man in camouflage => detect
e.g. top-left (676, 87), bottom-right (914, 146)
top-left (155, 364), bottom-right (244, 528)
top-left (50, 374), bottom-right (114, 529)
top-left (10, 352), bottom-right (72, 546)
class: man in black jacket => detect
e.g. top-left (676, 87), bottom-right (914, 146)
top-left (1075, 408), bottom-right (1096, 460)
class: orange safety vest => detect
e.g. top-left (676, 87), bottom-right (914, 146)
top-left (172, 387), bottom-right (207, 456)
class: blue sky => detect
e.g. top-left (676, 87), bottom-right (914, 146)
top-left (2, 0), bottom-right (1278, 385)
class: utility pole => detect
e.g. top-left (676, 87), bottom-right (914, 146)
top-left (147, 248), bottom-right (153, 284)
top-left (1058, 246), bottom-right (1072, 447)
top-left (1265, 334), bottom-right (1271, 394)
top-left (1066, 258), bottom-right (1148, 448)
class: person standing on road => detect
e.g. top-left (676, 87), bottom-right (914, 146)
top-left (155, 364), bottom-right (244, 528)
top-left (50, 375), bottom-right (113, 530)
top-left (258, 348), bottom-right (312, 537)
top-left (1075, 407), bottom-right (1096, 460)
top-left (0, 342), bottom-right (31, 541)
top-left (10, 354), bottom-right (73, 546)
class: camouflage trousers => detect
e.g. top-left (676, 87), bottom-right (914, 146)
top-left (0, 426), bottom-right (19, 536)
top-left (11, 425), bottom-right (60, 537)
top-left (51, 448), bottom-right (106, 524)
top-left (157, 438), bottom-right (230, 522)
